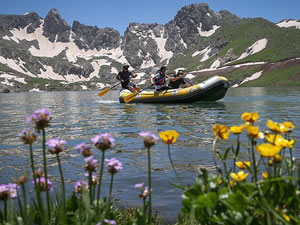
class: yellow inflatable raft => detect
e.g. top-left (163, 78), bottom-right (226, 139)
top-left (119, 75), bottom-right (229, 104)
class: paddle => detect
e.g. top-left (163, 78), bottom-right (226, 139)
top-left (97, 78), bottom-right (128, 97)
top-left (123, 83), bottom-right (154, 103)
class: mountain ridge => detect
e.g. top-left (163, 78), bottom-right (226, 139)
top-left (0, 3), bottom-right (300, 93)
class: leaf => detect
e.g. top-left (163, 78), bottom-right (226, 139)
top-left (223, 147), bottom-right (231, 160)
top-left (170, 182), bottom-right (185, 190)
top-left (226, 191), bottom-right (247, 213)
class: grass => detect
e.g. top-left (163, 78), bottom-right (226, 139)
top-left (241, 63), bottom-right (300, 87)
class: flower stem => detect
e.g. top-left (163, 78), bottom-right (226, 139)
top-left (147, 146), bottom-right (152, 225)
top-left (108, 174), bottom-right (114, 204)
top-left (4, 200), bottom-right (7, 221)
top-left (251, 138), bottom-right (258, 182)
top-left (97, 151), bottom-right (105, 208)
top-left (42, 129), bottom-right (51, 218)
top-left (29, 144), bottom-right (44, 218)
top-left (21, 183), bottom-right (27, 224)
top-left (56, 154), bottom-right (65, 208)
top-left (212, 137), bottom-right (219, 174)
top-left (88, 171), bottom-right (93, 205)
top-left (143, 198), bottom-right (146, 220)
top-left (167, 144), bottom-right (184, 187)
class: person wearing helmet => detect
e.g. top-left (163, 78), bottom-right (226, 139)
top-left (168, 70), bottom-right (192, 89)
top-left (152, 66), bottom-right (171, 91)
top-left (116, 64), bottom-right (140, 93)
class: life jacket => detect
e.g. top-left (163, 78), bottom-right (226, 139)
top-left (154, 71), bottom-right (166, 87)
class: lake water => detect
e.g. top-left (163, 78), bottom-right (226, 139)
top-left (0, 87), bottom-right (299, 221)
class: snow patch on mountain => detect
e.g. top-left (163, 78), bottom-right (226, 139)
top-left (277, 20), bottom-right (300, 29)
top-left (150, 29), bottom-right (173, 64)
top-left (7, 22), bottom-right (128, 64)
top-left (192, 46), bottom-right (211, 58)
top-left (236, 38), bottom-right (268, 61)
top-left (210, 59), bottom-right (221, 68)
top-left (200, 47), bottom-right (212, 62)
top-left (0, 74), bottom-right (27, 86)
top-left (185, 73), bottom-right (195, 79)
top-left (0, 56), bottom-right (35, 77)
top-left (232, 70), bottom-right (263, 87)
top-left (197, 24), bottom-right (220, 37)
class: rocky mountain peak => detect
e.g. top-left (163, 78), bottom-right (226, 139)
top-left (0, 12), bottom-right (41, 36)
top-left (72, 20), bottom-right (120, 50)
top-left (43, 8), bottom-right (71, 42)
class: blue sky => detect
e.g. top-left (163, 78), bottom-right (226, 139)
top-left (2, 0), bottom-right (300, 35)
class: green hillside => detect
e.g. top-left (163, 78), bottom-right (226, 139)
top-left (167, 18), bottom-right (300, 86)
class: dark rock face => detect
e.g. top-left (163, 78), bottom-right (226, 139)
top-left (122, 23), bottom-right (161, 68)
top-left (165, 3), bottom-right (222, 52)
top-left (72, 21), bottom-right (120, 50)
top-left (0, 12), bottom-right (41, 36)
top-left (43, 8), bottom-right (71, 42)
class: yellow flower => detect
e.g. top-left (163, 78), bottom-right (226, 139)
top-left (230, 124), bottom-right (244, 135)
top-left (213, 124), bottom-right (229, 140)
top-left (273, 154), bottom-right (283, 164)
top-left (235, 161), bottom-right (251, 169)
top-left (159, 130), bottom-right (179, 144)
top-left (241, 112), bottom-right (259, 123)
top-left (266, 120), bottom-right (286, 133)
top-left (266, 134), bottom-right (295, 148)
top-left (262, 171), bottom-right (269, 179)
top-left (230, 171), bottom-right (248, 182)
top-left (287, 139), bottom-right (295, 149)
top-left (282, 213), bottom-right (290, 222)
top-left (229, 180), bottom-right (235, 187)
top-left (268, 159), bottom-right (274, 166)
top-left (246, 125), bottom-right (264, 139)
top-left (256, 143), bottom-right (282, 158)
top-left (283, 121), bottom-right (295, 133)
top-left (217, 179), bottom-right (222, 185)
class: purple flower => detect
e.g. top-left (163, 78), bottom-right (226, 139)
top-left (139, 131), bottom-right (158, 148)
top-left (74, 181), bottom-right (89, 193)
top-left (91, 133), bottom-right (115, 151)
top-left (84, 156), bottom-right (98, 172)
top-left (84, 172), bottom-right (98, 186)
top-left (33, 177), bottom-right (53, 192)
top-left (75, 142), bottom-right (92, 157)
top-left (139, 186), bottom-right (152, 200)
top-left (104, 219), bottom-right (116, 225)
top-left (26, 108), bottom-right (52, 132)
top-left (0, 184), bottom-right (10, 201)
top-left (6, 183), bottom-right (18, 199)
top-left (134, 183), bottom-right (144, 189)
top-left (105, 158), bottom-right (123, 174)
top-left (18, 128), bottom-right (37, 145)
top-left (46, 138), bottom-right (67, 155)
top-left (96, 219), bottom-right (117, 225)
top-left (0, 184), bottom-right (18, 201)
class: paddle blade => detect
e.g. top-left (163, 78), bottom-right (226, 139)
top-left (97, 88), bottom-right (111, 97)
top-left (124, 92), bottom-right (138, 103)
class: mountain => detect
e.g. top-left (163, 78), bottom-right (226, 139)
top-left (0, 3), bottom-right (300, 93)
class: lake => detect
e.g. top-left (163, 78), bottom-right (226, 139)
top-left (0, 87), bottom-right (299, 221)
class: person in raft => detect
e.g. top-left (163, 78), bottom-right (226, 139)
top-left (116, 64), bottom-right (140, 93)
top-left (152, 66), bottom-right (171, 91)
top-left (168, 70), bottom-right (192, 89)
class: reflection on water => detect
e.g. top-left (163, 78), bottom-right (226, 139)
top-left (0, 87), bottom-right (299, 219)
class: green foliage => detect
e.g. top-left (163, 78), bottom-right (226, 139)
top-left (181, 116), bottom-right (300, 225)
top-left (182, 169), bottom-right (300, 225)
